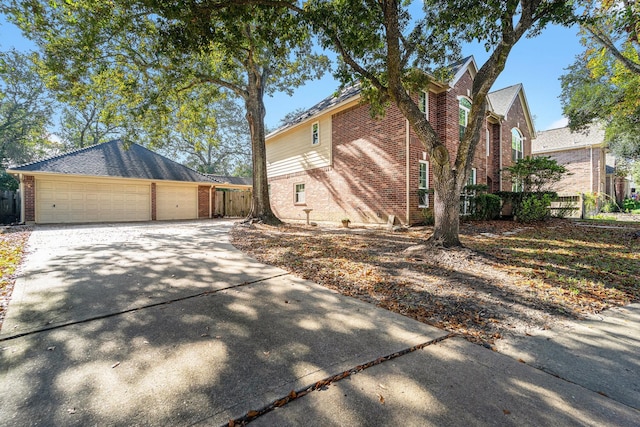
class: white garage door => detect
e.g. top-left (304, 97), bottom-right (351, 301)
top-left (36, 179), bottom-right (151, 224)
top-left (156, 185), bottom-right (198, 220)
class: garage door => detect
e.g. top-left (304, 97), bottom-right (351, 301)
top-left (36, 179), bottom-right (151, 224)
top-left (156, 185), bottom-right (198, 220)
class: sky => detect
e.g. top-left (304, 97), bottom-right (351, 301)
top-left (1, 12), bottom-right (584, 134)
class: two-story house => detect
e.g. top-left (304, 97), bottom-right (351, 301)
top-left (265, 56), bottom-right (535, 225)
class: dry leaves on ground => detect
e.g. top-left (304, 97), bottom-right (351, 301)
top-left (230, 218), bottom-right (640, 345)
top-left (0, 226), bottom-right (31, 330)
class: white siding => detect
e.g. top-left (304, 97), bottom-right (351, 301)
top-left (266, 115), bottom-right (332, 177)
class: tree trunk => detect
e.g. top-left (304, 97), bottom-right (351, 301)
top-left (244, 68), bottom-right (281, 225)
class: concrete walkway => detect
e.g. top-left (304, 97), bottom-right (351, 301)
top-left (0, 220), bottom-right (638, 426)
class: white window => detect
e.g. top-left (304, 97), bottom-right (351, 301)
top-left (459, 97), bottom-right (472, 141)
top-left (311, 122), bottom-right (319, 145)
top-left (418, 91), bottom-right (428, 117)
top-left (511, 128), bottom-right (523, 162)
top-left (467, 168), bottom-right (477, 187)
top-left (295, 183), bottom-right (305, 203)
top-left (419, 160), bottom-right (429, 207)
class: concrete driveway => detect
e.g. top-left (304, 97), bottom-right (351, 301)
top-left (0, 220), bottom-right (638, 426)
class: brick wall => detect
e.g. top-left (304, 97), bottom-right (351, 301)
top-left (537, 147), bottom-right (605, 194)
top-left (268, 70), bottom-right (527, 225)
top-left (198, 186), bottom-right (210, 218)
top-left (270, 101), bottom-right (408, 225)
top-left (23, 175), bottom-right (35, 222)
top-left (497, 93), bottom-right (532, 191)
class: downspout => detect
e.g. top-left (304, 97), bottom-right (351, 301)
top-left (499, 124), bottom-right (503, 190)
top-left (405, 119), bottom-right (410, 225)
top-left (18, 174), bottom-right (25, 224)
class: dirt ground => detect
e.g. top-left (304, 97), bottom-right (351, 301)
top-left (230, 217), bottom-right (640, 346)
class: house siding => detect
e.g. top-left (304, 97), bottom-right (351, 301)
top-left (266, 114), bottom-right (333, 177)
top-left (267, 66), bottom-right (531, 225)
top-left (270, 101), bottom-right (409, 224)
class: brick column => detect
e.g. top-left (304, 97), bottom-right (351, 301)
top-left (23, 175), bottom-right (35, 223)
top-left (151, 183), bottom-right (157, 220)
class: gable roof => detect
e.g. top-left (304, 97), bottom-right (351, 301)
top-left (268, 55), bottom-right (533, 139)
top-left (487, 83), bottom-right (535, 137)
top-left (8, 139), bottom-right (222, 184)
top-left (532, 124), bottom-right (605, 153)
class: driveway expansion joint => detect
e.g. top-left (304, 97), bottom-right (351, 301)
top-left (0, 272), bottom-right (290, 343)
top-left (225, 332), bottom-right (457, 426)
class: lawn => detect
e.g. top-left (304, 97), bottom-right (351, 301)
top-left (0, 227), bottom-right (31, 329)
top-left (230, 218), bottom-right (640, 346)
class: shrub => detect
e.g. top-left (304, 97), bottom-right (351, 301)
top-left (601, 200), bottom-right (619, 213)
top-left (421, 208), bottom-right (434, 225)
top-left (470, 193), bottom-right (501, 220)
top-left (517, 193), bottom-right (554, 223)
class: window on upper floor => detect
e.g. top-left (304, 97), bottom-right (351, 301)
top-left (511, 128), bottom-right (523, 162)
top-left (418, 160), bottom-right (429, 207)
top-left (459, 97), bottom-right (472, 141)
top-left (295, 183), bottom-right (305, 204)
top-left (419, 91), bottom-right (428, 118)
top-left (311, 122), bottom-right (319, 146)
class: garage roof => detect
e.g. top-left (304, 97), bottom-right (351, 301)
top-left (9, 139), bottom-right (224, 184)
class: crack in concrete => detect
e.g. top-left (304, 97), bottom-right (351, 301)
top-left (224, 332), bottom-right (457, 426)
top-left (0, 273), bottom-right (290, 343)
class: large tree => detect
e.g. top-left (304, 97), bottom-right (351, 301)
top-left (560, 0), bottom-right (640, 159)
top-left (160, 91), bottom-right (252, 176)
top-left (303, 0), bottom-right (574, 246)
top-left (0, 49), bottom-right (53, 166)
top-left (2, 1), bottom-right (327, 223)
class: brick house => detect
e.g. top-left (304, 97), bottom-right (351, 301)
top-left (532, 124), bottom-right (633, 203)
top-left (265, 56), bottom-right (534, 225)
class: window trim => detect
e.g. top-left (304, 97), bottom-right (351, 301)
top-left (294, 183), bottom-right (306, 204)
top-left (511, 128), bottom-right (524, 162)
top-left (418, 160), bottom-right (429, 208)
top-left (418, 91), bottom-right (428, 118)
top-left (311, 122), bottom-right (320, 146)
top-left (458, 97), bottom-right (472, 141)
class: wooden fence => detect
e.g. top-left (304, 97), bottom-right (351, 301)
top-left (0, 190), bottom-right (20, 224)
top-left (214, 190), bottom-right (251, 217)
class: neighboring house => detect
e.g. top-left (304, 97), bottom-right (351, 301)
top-left (265, 56), bottom-right (535, 225)
top-left (7, 140), bottom-right (251, 224)
top-left (531, 124), bottom-right (631, 202)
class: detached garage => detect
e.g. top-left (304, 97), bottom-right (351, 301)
top-left (8, 140), bottom-right (251, 224)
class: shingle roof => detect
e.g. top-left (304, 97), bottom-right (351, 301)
top-left (532, 124), bottom-right (605, 153)
top-left (268, 84), bottom-right (362, 137)
top-left (208, 175), bottom-right (253, 186)
top-left (9, 139), bottom-right (221, 183)
top-left (269, 56), bottom-right (526, 138)
top-left (487, 84), bottom-right (522, 117)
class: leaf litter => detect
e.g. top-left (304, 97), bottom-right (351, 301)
top-left (230, 218), bottom-right (640, 346)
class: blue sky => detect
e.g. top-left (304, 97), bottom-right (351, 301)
top-left (1, 13), bottom-right (584, 133)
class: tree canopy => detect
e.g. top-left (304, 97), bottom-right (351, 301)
top-left (560, 0), bottom-right (640, 159)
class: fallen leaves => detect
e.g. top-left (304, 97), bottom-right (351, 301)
top-left (0, 227), bottom-right (31, 330)
top-left (230, 219), bottom-right (640, 346)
